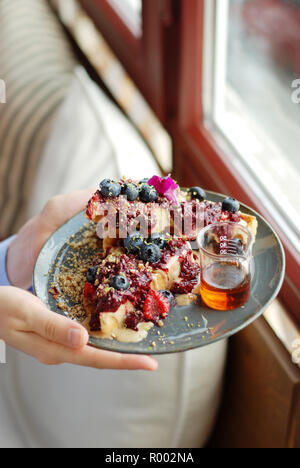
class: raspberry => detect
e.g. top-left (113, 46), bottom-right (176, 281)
top-left (143, 290), bottom-right (170, 324)
top-left (83, 282), bottom-right (96, 301)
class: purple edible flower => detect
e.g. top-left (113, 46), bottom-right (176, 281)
top-left (148, 175), bottom-right (179, 204)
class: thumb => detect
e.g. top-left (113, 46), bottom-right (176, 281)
top-left (40, 188), bottom-right (96, 234)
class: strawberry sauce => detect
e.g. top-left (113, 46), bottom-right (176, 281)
top-left (85, 238), bottom-right (199, 332)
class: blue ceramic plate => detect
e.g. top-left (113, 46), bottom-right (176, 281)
top-left (33, 191), bottom-right (285, 355)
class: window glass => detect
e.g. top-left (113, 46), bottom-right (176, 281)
top-left (107, 0), bottom-right (142, 37)
top-left (208, 0), bottom-right (300, 251)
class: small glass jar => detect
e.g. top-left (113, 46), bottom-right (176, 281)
top-left (197, 222), bottom-right (254, 311)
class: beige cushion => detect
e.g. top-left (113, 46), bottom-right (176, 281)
top-left (28, 67), bottom-right (160, 217)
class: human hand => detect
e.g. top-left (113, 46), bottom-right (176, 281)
top-left (0, 287), bottom-right (158, 371)
top-left (7, 190), bottom-right (94, 290)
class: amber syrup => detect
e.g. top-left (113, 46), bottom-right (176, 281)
top-left (200, 261), bottom-right (251, 311)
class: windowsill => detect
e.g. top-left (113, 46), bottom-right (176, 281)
top-left (264, 300), bottom-right (300, 368)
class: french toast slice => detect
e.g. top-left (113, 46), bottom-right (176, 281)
top-left (86, 179), bottom-right (257, 242)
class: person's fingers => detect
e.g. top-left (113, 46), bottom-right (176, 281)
top-left (64, 345), bottom-right (158, 371)
top-left (4, 288), bottom-right (88, 350)
top-left (40, 188), bottom-right (96, 233)
top-left (9, 331), bottom-right (63, 365)
top-left (11, 331), bottom-right (158, 371)
top-left (28, 308), bottom-right (89, 350)
top-left (1, 288), bottom-right (158, 370)
top-left (23, 297), bottom-right (89, 349)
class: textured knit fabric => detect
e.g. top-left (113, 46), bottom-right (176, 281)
top-left (0, 0), bottom-right (77, 238)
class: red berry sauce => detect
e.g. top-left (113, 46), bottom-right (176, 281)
top-left (171, 254), bottom-right (201, 295)
top-left (86, 190), bottom-right (102, 219)
top-left (85, 239), bottom-right (196, 332)
top-left (95, 255), bottom-right (153, 313)
top-left (171, 200), bottom-right (241, 239)
top-left (152, 238), bottom-right (190, 271)
top-left (86, 253), bottom-right (153, 331)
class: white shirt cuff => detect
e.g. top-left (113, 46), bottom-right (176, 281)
top-left (0, 236), bottom-right (16, 286)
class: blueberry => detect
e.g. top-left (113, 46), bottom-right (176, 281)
top-left (149, 233), bottom-right (167, 249)
top-left (222, 197), bottom-right (240, 213)
top-left (110, 275), bottom-right (130, 291)
top-left (159, 290), bottom-right (175, 306)
top-left (139, 184), bottom-right (157, 203)
top-left (99, 179), bottom-right (121, 198)
top-left (121, 183), bottom-right (139, 201)
top-left (86, 266), bottom-right (98, 284)
top-left (140, 243), bottom-right (161, 263)
top-left (188, 186), bottom-right (207, 201)
top-left (124, 231), bottom-right (144, 255)
top-left (139, 178), bottom-right (149, 185)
